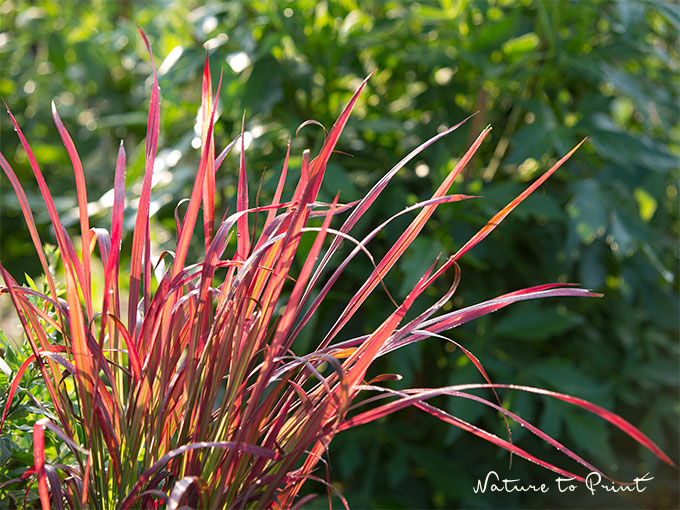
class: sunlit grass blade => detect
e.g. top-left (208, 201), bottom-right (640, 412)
top-left (237, 113), bottom-right (250, 260)
top-left (289, 115), bottom-right (475, 343)
top-left (414, 286), bottom-right (599, 338)
top-left (201, 51), bottom-right (216, 251)
top-left (103, 142), bottom-right (126, 373)
top-left (3, 105), bottom-right (88, 311)
top-left (127, 26), bottom-right (161, 336)
top-left (172, 72), bottom-right (223, 277)
top-left (319, 127), bottom-right (491, 348)
top-left (452, 138), bottom-right (587, 263)
top-left (51, 101), bottom-right (92, 317)
top-left (307, 72), bottom-right (372, 185)
top-left (33, 421), bottom-right (50, 509)
top-left (262, 138), bottom-right (290, 234)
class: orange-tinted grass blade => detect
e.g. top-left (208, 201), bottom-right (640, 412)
top-left (367, 373), bottom-right (403, 384)
top-left (60, 230), bottom-right (97, 435)
top-left (107, 315), bottom-right (142, 379)
top-left (452, 138), bottom-right (587, 264)
top-left (32, 421), bottom-right (50, 510)
top-left (201, 50), bottom-right (216, 250)
top-left (341, 258), bottom-right (440, 390)
top-left (128, 27), bottom-right (161, 336)
top-left (172, 71), bottom-right (223, 278)
top-left (271, 195), bottom-right (339, 356)
top-left (290, 195), bottom-right (476, 350)
top-left (51, 101), bottom-right (92, 317)
top-left (237, 112), bottom-right (250, 260)
top-left (331, 347), bottom-right (358, 360)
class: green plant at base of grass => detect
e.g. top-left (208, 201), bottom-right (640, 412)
top-left (0, 29), bottom-right (674, 509)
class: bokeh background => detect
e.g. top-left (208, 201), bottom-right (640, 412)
top-left (1, 1), bottom-right (678, 508)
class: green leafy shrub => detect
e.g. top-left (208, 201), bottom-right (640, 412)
top-left (0, 27), bottom-right (674, 509)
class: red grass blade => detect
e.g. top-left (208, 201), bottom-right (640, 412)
top-left (102, 142), bottom-right (126, 363)
top-left (0, 354), bottom-right (37, 435)
top-left (107, 314), bottom-right (142, 382)
top-left (340, 258), bottom-right (440, 390)
top-left (128, 27), bottom-right (161, 336)
top-left (321, 127), bottom-right (491, 348)
top-left (44, 465), bottom-right (64, 510)
top-left (271, 195), bottom-right (339, 355)
top-left (461, 384), bottom-right (676, 467)
top-left (452, 139), bottom-right (587, 263)
top-left (289, 116), bottom-right (476, 343)
top-left (215, 136), bottom-right (240, 174)
top-left (172, 72), bottom-right (223, 278)
top-left (288, 195), bottom-right (476, 349)
top-left (33, 421), bottom-right (50, 510)
top-left (51, 101), bottom-right (92, 317)
top-left (338, 387), bottom-right (591, 482)
top-left (414, 286), bottom-right (599, 338)
top-left (3, 104), bottom-right (88, 307)
top-left (237, 113), bottom-right (250, 260)
top-left (201, 51), bottom-right (216, 250)
top-left (307, 73), bottom-right (372, 185)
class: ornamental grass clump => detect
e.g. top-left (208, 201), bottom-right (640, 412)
top-left (0, 29), bottom-right (673, 509)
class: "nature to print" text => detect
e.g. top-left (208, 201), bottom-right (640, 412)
top-left (473, 471), bottom-right (653, 495)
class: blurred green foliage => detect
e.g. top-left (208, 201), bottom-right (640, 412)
top-left (1, 0), bottom-right (678, 508)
